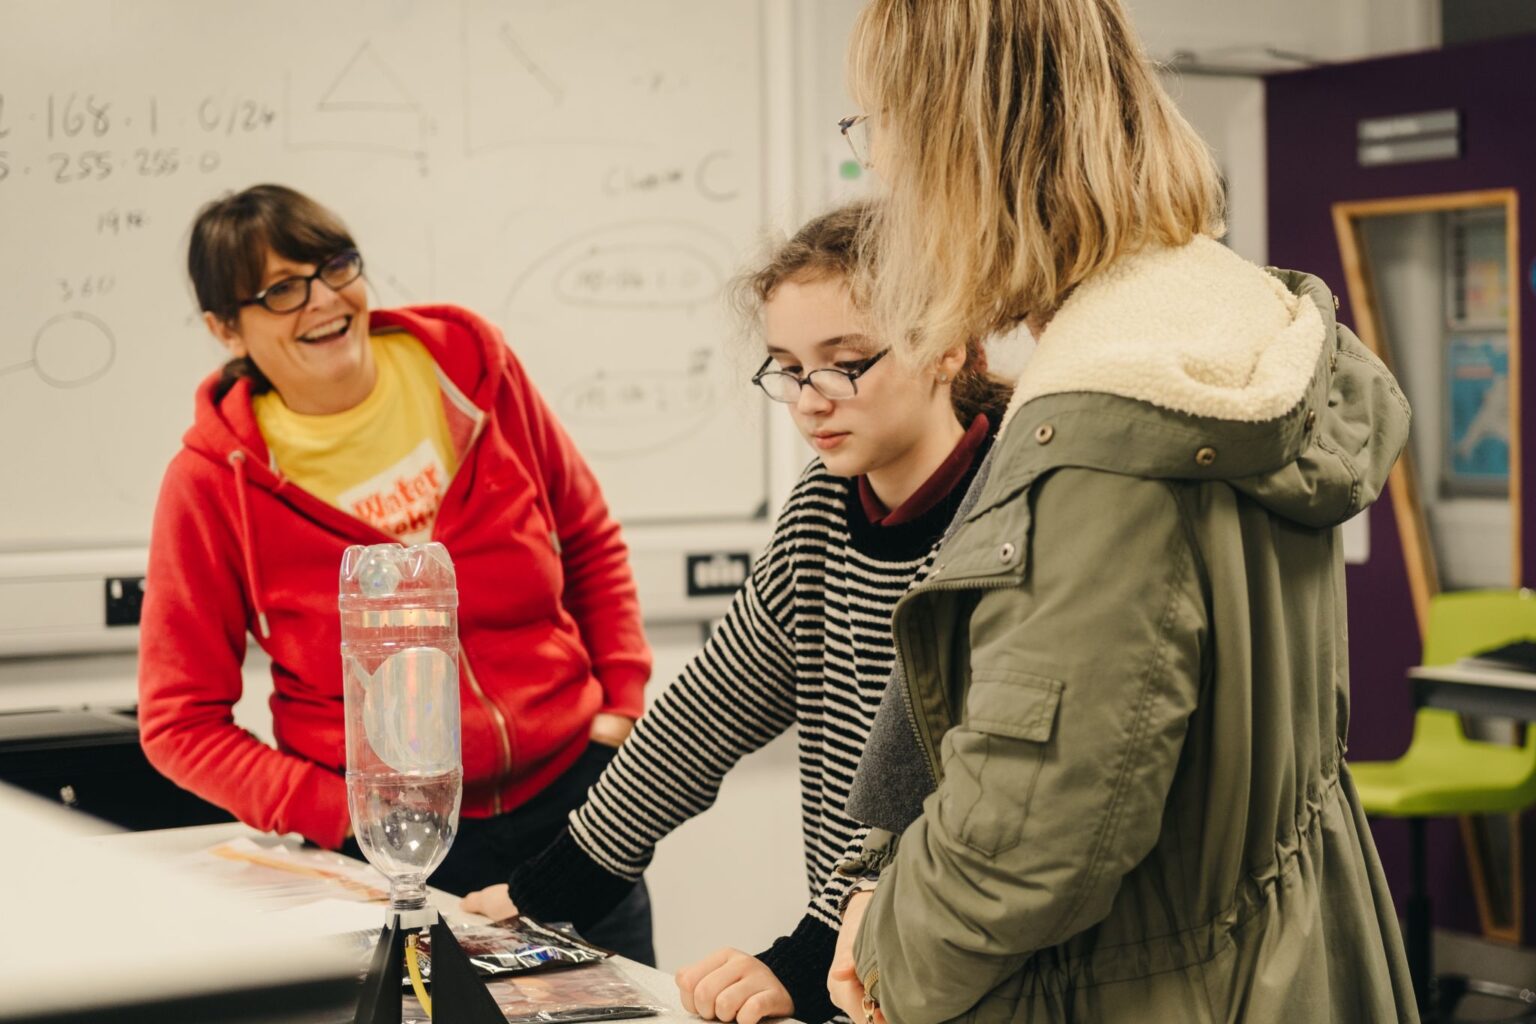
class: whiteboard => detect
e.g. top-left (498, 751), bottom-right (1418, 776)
top-left (0, 0), bottom-right (771, 555)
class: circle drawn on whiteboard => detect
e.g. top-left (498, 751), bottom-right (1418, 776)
top-left (502, 221), bottom-right (735, 316)
top-left (695, 150), bottom-right (739, 202)
top-left (31, 312), bottom-right (116, 388)
top-left (558, 358), bottom-right (716, 457)
top-left (500, 223), bottom-right (736, 458)
top-left (552, 242), bottom-right (720, 310)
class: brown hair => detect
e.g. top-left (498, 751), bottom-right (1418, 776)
top-left (848, 0), bottom-right (1226, 362)
top-left (735, 201), bottom-right (1012, 426)
top-left (187, 184), bottom-right (358, 400)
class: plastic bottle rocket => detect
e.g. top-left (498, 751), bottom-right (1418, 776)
top-left (340, 542), bottom-right (463, 913)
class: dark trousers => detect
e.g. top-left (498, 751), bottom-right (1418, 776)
top-left (345, 742), bottom-right (655, 966)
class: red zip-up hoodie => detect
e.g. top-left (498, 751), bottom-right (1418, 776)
top-left (138, 305), bottom-right (651, 849)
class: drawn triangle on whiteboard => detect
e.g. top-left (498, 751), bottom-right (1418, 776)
top-left (494, 20), bottom-right (565, 106)
top-left (317, 42), bottom-right (418, 112)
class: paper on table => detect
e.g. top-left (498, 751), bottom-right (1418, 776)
top-left (403, 959), bottom-right (664, 1024)
top-left (182, 835), bottom-right (389, 910)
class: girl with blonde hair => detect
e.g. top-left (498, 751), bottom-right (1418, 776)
top-left (827, 2), bottom-right (1418, 1021)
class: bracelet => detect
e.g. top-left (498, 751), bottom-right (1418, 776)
top-left (838, 876), bottom-right (880, 918)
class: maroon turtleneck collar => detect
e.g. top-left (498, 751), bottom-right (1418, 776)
top-left (858, 413), bottom-right (991, 527)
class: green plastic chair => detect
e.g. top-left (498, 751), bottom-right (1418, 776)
top-left (1351, 589), bottom-right (1536, 1021)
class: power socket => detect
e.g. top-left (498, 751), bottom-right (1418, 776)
top-left (105, 576), bottom-right (146, 627)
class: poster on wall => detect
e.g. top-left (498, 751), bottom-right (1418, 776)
top-left (1445, 210), bottom-right (1509, 330)
top-left (1445, 332), bottom-right (1511, 494)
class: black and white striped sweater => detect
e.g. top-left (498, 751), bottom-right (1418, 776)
top-left (507, 453), bottom-right (988, 1021)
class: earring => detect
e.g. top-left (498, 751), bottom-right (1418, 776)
top-left (937, 373), bottom-right (950, 383)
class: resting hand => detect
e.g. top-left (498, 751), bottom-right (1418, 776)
top-left (589, 712), bottom-right (636, 747)
top-left (676, 947), bottom-right (794, 1024)
top-left (459, 882), bottom-right (519, 921)
top-left (828, 891), bottom-right (884, 1023)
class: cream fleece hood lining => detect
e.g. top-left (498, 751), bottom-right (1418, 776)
top-left (1001, 236), bottom-right (1326, 430)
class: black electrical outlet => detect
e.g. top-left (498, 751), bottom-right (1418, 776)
top-left (105, 576), bottom-right (146, 627)
top-left (685, 552), bottom-right (751, 597)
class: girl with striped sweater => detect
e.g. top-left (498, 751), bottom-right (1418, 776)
top-left (463, 203), bottom-right (1013, 1022)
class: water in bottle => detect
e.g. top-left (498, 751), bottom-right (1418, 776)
top-left (339, 542), bottom-right (464, 912)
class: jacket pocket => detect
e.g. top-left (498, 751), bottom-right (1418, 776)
top-left (940, 671), bottom-right (1063, 855)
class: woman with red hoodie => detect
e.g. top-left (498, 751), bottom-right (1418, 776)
top-left (138, 183), bottom-right (655, 963)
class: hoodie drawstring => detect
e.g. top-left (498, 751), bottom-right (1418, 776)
top-left (227, 450), bottom-right (272, 639)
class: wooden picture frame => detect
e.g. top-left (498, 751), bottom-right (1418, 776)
top-left (1332, 189), bottom-right (1523, 634)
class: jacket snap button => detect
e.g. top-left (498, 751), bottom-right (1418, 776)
top-left (999, 543), bottom-right (1016, 562)
top-left (1195, 446), bottom-right (1217, 466)
top-left (1304, 410), bottom-right (1317, 432)
top-left (1034, 424), bottom-right (1054, 444)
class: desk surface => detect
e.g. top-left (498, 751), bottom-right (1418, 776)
top-left (1409, 662), bottom-right (1536, 692)
top-left (97, 822), bottom-right (697, 1023)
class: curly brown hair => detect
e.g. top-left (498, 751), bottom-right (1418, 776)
top-left (734, 202), bottom-right (1012, 426)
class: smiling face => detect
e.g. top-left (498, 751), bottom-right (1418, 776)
top-left (204, 248), bottom-right (374, 415)
top-left (761, 275), bottom-right (964, 500)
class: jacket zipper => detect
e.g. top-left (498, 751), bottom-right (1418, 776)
top-left (460, 651), bottom-right (511, 816)
top-left (434, 413), bottom-right (506, 811)
top-left (895, 575), bottom-right (1015, 782)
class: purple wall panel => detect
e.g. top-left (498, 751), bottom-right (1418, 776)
top-left (1267, 34), bottom-right (1536, 938)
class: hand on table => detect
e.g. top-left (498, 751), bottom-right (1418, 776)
top-left (676, 947), bottom-right (794, 1024)
top-left (460, 882), bottom-right (519, 921)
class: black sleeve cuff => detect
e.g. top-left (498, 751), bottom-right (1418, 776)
top-left (506, 825), bottom-right (638, 931)
top-left (755, 914), bottom-right (840, 1024)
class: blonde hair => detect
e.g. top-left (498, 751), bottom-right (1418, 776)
top-left (735, 201), bottom-right (1012, 426)
top-left (848, 0), bottom-right (1226, 362)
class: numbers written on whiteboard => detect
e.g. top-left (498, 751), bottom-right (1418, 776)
top-left (196, 97), bottom-right (277, 135)
top-left (0, 91), bottom-right (274, 144)
top-left (97, 209), bottom-right (148, 236)
top-left (57, 275), bottom-right (116, 304)
top-left (46, 93), bottom-right (115, 140)
top-left (39, 148), bottom-right (222, 184)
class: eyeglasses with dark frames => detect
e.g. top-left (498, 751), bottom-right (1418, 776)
top-left (752, 349), bottom-right (889, 403)
top-left (838, 114), bottom-right (873, 170)
top-left (240, 250), bottom-right (364, 314)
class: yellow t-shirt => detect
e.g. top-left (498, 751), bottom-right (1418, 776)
top-left (254, 331), bottom-right (458, 543)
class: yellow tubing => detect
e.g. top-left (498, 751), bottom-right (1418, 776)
top-left (405, 931), bottom-right (433, 1017)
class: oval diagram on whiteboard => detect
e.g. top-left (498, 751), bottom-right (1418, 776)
top-left (552, 242), bottom-right (720, 310)
top-left (558, 363), bottom-right (715, 457)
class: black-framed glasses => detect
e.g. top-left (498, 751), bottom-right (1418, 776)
top-left (838, 114), bottom-right (873, 170)
top-left (752, 349), bottom-right (889, 403)
top-left (240, 250), bottom-right (364, 314)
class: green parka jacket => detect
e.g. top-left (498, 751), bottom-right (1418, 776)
top-left (848, 238), bottom-right (1418, 1023)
